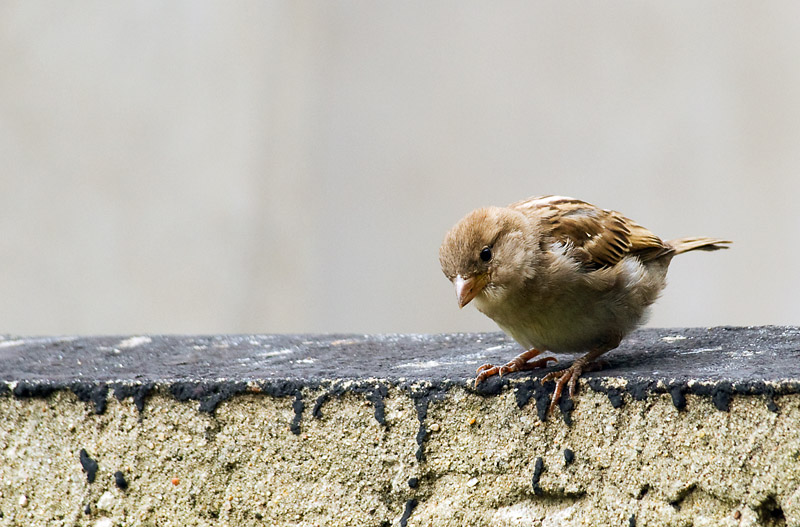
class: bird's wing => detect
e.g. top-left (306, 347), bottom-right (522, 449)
top-left (509, 195), bottom-right (670, 268)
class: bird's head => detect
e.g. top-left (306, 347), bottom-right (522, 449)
top-left (439, 206), bottom-right (540, 309)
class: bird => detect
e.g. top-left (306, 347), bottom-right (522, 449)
top-left (439, 195), bottom-right (730, 415)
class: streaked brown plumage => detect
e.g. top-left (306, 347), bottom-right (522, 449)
top-left (439, 195), bottom-right (730, 415)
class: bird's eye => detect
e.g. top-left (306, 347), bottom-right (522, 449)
top-left (479, 246), bottom-right (492, 262)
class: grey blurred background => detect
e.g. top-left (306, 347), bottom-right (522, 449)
top-left (1, 2), bottom-right (797, 336)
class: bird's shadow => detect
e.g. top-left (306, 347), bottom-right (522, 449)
top-left (472, 345), bottom-right (687, 392)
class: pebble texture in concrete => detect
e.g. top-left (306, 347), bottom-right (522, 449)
top-left (1, 327), bottom-right (800, 526)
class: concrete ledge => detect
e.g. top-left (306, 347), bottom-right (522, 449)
top-left (1, 327), bottom-right (800, 526)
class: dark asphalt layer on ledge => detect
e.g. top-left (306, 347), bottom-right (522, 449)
top-left (1, 326), bottom-right (799, 385)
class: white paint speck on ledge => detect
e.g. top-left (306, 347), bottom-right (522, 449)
top-left (395, 352), bottom-right (489, 370)
top-left (259, 348), bottom-right (294, 358)
top-left (396, 360), bottom-right (443, 370)
top-left (118, 336), bottom-right (152, 349)
top-left (294, 358), bottom-right (316, 364)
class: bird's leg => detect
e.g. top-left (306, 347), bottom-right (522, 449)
top-left (542, 345), bottom-right (613, 415)
top-left (475, 348), bottom-right (557, 387)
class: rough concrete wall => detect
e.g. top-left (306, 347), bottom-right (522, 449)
top-left (1, 328), bottom-right (800, 526)
top-left (1, 383), bottom-right (799, 526)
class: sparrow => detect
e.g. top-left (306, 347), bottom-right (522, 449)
top-left (439, 195), bottom-right (730, 414)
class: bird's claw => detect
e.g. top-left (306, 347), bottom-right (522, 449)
top-left (473, 352), bottom-right (557, 388)
top-left (542, 365), bottom-right (584, 415)
top-left (474, 364), bottom-right (501, 387)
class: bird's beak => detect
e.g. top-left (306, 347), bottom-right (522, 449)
top-left (454, 274), bottom-right (488, 308)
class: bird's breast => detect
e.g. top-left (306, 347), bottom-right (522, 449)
top-left (474, 256), bottom-right (668, 352)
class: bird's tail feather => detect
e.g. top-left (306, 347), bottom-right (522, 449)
top-left (667, 237), bottom-right (732, 254)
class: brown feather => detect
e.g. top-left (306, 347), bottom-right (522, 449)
top-left (509, 196), bottom-right (670, 268)
top-left (667, 237), bottom-right (732, 254)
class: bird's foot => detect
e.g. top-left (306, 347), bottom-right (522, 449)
top-left (542, 364), bottom-right (585, 415)
top-left (474, 348), bottom-right (557, 387)
top-left (542, 354), bottom-right (606, 414)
